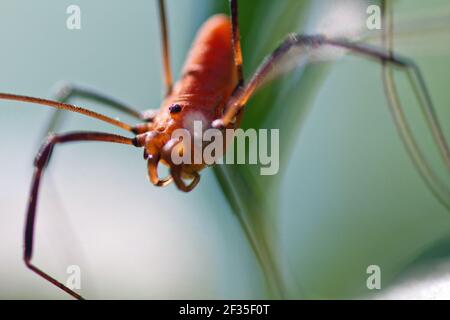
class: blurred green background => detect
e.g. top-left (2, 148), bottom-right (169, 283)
top-left (0, 0), bottom-right (449, 299)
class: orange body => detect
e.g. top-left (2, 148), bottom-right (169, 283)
top-left (166, 14), bottom-right (238, 116)
top-left (142, 14), bottom-right (238, 176)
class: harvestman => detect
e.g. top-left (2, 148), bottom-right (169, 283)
top-left (0, 0), bottom-right (448, 299)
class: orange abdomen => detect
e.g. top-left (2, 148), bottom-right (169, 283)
top-left (166, 14), bottom-right (238, 120)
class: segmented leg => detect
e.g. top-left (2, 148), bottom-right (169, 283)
top-left (0, 93), bottom-right (134, 132)
top-left (24, 131), bottom-right (139, 300)
top-left (230, 0), bottom-right (244, 86)
top-left (215, 35), bottom-right (405, 126)
top-left (380, 0), bottom-right (450, 210)
top-left (161, 139), bottom-right (200, 192)
top-left (42, 82), bottom-right (148, 137)
top-left (142, 135), bottom-right (200, 192)
top-left (213, 33), bottom-right (450, 209)
top-left (171, 165), bottom-right (200, 192)
top-left (158, 0), bottom-right (173, 96)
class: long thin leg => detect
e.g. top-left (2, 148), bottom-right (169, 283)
top-left (42, 82), bottom-right (154, 139)
top-left (45, 82), bottom-right (147, 134)
top-left (158, 0), bottom-right (173, 96)
top-left (0, 93), bottom-right (134, 132)
top-left (24, 131), bottom-right (139, 300)
top-left (52, 83), bottom-right (144, 119)
top-left (36, 83), bottom-right (148, 279)
top-left (379, 1), bottom-right (450, 210)
top-left (230, 0), bottom-right (244, 87)
top-left (215, 35), bottom-right (408, 126)
top-left (213, 33), bottom-right (450, 209)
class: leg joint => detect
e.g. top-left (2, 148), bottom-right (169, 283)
top-left (51, 81), bottom-right (75, 103)
top-left (34, 135), bottom-right (58, 168)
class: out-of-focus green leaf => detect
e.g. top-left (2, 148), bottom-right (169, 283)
top-left (210, 0), bottom-right (332, 298)
top-left (210, 0), bottom-right (450, 299)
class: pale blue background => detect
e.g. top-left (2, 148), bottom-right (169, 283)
top-left (0, 0), bottom-right (449, 299)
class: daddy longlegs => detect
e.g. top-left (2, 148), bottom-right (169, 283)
top-left (0, 0), bottom-right (449, 299)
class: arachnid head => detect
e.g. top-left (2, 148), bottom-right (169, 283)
top-left (135, 103), bottom-right (221, 192)
top-left (138, 131), bottom-right (200, 192)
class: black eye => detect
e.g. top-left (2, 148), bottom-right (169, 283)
top-left (169, 104), bottom-right (182, 114)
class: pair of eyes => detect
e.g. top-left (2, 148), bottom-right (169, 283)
top-left (169, 104), bottom-right (183, 114)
